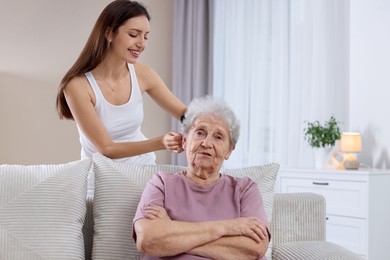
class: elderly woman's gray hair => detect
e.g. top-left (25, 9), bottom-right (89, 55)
top-left (182, 96), bottom-right (240, 147)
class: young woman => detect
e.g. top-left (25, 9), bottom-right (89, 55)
top-left (56, 0), bottom-right (186, 165)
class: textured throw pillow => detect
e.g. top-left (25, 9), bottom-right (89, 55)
top-left (92, 153), bottom-right (279, 260)
top-left (92, 153), bottom-right (185, 260)
top-left (0, 159), bottom-right (91, 260)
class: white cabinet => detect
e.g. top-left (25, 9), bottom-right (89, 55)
top-left (275, 168), bottom-right (390, 260)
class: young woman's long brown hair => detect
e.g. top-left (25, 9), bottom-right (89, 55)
top-left (56, 0), bottom-right (150, 120)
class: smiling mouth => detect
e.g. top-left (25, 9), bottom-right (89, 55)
top-left (130, 49), bottom-right (141, 57)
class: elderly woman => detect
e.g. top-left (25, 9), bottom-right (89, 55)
top-left (133, 96), bottom-right (270, 260)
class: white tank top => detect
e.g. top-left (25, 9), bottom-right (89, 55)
top-left (78, 63), bottom-right (156, 165)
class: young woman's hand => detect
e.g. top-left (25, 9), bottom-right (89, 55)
top-left (163, 131), bottom-right (184, 153)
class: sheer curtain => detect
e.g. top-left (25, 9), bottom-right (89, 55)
top-left (212, 0), bottom-right (349, 168)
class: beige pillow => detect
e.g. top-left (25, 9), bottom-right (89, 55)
top-left (0, 159), bottom-right (91, 260)
top-left (92, 153), bottom-right (185, 260)
top-left (92, 153), bottom-right (279, 260)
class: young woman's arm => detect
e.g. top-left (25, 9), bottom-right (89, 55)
top-left (135, 63), bottom-right (187, 120)
top-left (64, 76), bottom-right (182, 159)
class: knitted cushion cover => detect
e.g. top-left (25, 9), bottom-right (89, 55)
top-left (0, 159), bottom-right (91, 260)
top-left (272, 241), bottom-right (364, 260)
top-left (92, 153), bottom-right (279, 260)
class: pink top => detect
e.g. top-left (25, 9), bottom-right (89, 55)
top-left (133, 171), bottom-right (269, 260)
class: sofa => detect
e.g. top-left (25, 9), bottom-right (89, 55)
top-left (0, 153), bottom-right (362, 260)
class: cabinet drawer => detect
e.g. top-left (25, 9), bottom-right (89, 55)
top-left (280, 177), bottom-right (367, 218)
top-left (326, 215), bottom-right (367, 257)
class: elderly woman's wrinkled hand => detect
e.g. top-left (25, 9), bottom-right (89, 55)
top-left (142, 204), bottom-right (171, 220)
top-left (163, 131), bottom-right (184, 153)
top-left (228, 217), bottom-right (269, 243)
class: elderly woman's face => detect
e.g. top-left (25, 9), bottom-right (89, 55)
top-left (183, 115), bottom-right (234, 173)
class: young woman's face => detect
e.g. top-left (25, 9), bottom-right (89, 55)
top-left (109, 15), bottom-right (150, 63)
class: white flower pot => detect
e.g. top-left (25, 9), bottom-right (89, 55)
top-left (313, 146), bottom-right (332, 169)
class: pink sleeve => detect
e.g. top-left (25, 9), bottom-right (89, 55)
top-left (240, 180), bottom-right (272, 240)
top-left (133, 173), bottom-right (166, 223)
top-left (240, 180), bottom-right (270, 229)
top-left (132, 173), bottom-right (166, 242)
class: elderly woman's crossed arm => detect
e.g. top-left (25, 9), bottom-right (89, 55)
top-left (134, 204), bottom-right (269, 260)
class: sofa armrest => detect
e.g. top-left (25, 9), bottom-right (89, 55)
top-left (271, 193), bottom-right (326, 245)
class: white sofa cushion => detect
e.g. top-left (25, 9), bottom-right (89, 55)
top-left (0, 158), bottom-right (91, 260)
top-left (92, 153), bottom-right (279, 260)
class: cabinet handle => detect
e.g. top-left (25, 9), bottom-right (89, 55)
top-left (312, 182), bottom-right (329, 185)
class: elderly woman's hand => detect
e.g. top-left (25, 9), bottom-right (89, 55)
top-left (142, 204), bottom-right (171, 220)
top-left (227, 217), bottom-right (269, 243)
top-left (162, 131), bottom-right (184, 153)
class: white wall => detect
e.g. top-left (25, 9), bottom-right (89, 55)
top-left (349, 0), bottom-right (390, 169)
top-left (0, 0), bottom-right (174, 164)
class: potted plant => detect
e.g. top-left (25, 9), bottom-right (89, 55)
top-left (303, 116), bottom-right (341, 168)
top-left (304, 116), bottom-right (341, 148)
